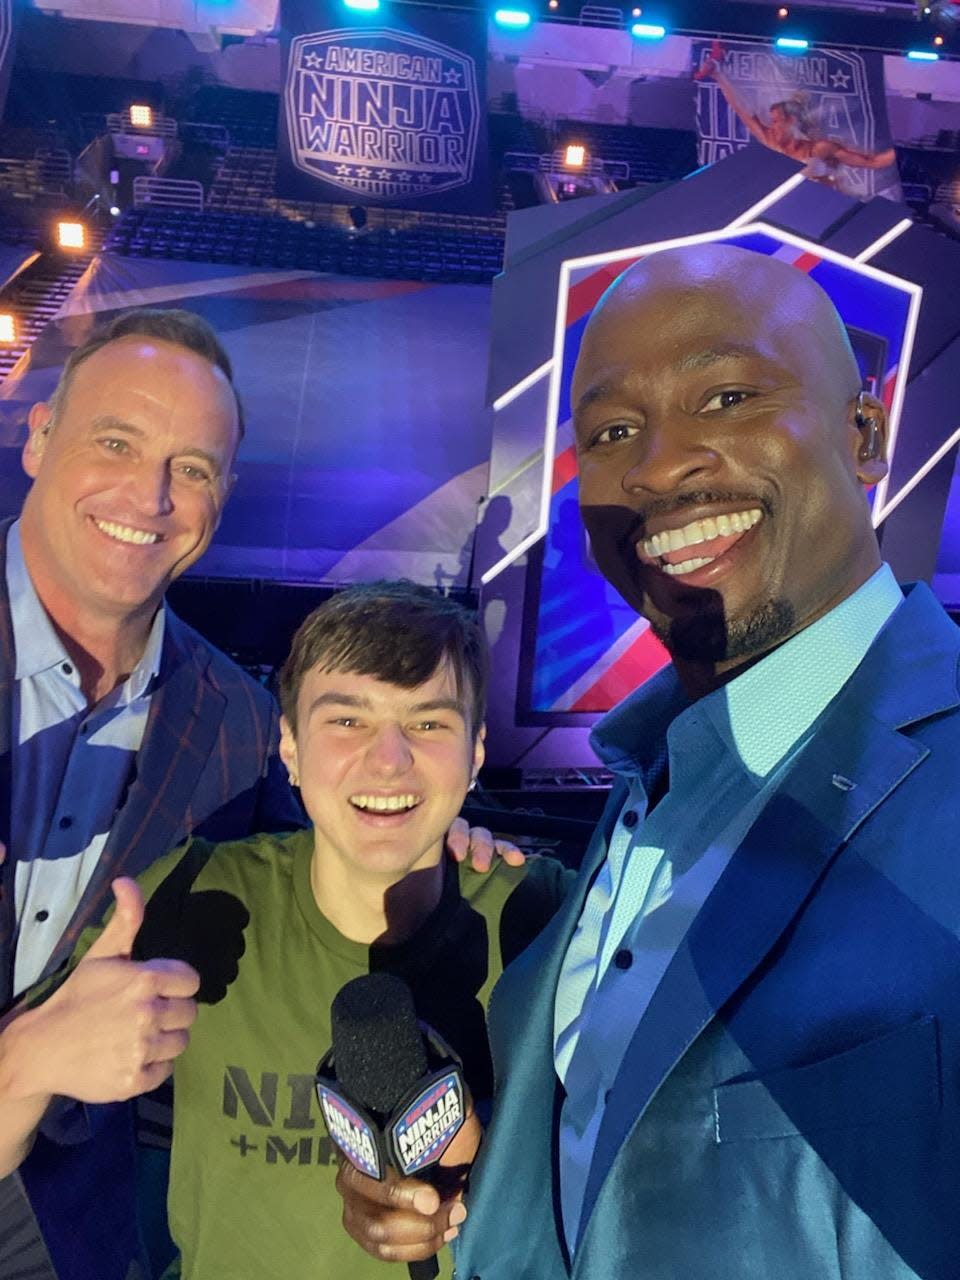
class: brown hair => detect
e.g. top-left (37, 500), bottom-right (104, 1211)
top-left (279, 581), bottom-right (488, 737)
top-left (48, 307), bottom-right (244, 439)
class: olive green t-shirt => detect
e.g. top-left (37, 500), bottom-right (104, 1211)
top-left (85, 829), bottom-right (569, 1280)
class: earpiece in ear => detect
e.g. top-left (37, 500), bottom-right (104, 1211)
top-left (855, 390), bottom-right (879, 462)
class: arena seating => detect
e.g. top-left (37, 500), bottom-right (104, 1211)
top-left (2, 68), bottom-right (958, 303)
top-left (105, 206), bottom-right (505, 283)
top-left (554, 120), bottom-right (699, 185)
top-left (186, 85), bottom-right (280, 151)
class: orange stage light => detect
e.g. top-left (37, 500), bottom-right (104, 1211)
top-left (56, 222), bottom-right (86, 250)
top-left (129, 104), bottom-right (154, 128)
top-left (565, 144), bottom-right (586, 168)
top-left (0, 314), bottom-right (16, 344)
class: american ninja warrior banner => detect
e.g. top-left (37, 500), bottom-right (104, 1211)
top-left (278, 0), bottom-right (492, 213)
top-left (692, 38), bottom-right (902, 202)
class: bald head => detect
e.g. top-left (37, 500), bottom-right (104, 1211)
top-left (586, 244), bottom-right (865, 409)
top-left (585, 243), bottom-right (862, 411)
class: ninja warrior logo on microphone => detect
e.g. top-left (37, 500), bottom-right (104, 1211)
top-left (284, 27), bottom-right (480, 199)
top-left (390, 1071), bottom-right (464, 1176)
top-left (317, 1086), bottom-right (381, 1179)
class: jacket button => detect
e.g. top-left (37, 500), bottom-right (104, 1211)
top-left (622, 809), bottom-right (639, 829)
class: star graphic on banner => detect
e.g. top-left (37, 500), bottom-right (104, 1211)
top-left (335, 164), bottom-right (352, 175)
top-left (443, 67), bottom-right (462, 84)
top-left (830, 69), bottom-right (851, 88)
top-left (304, 50), bottom-right (323, 69)
top-left (397, 171), bottom-right (412, 182)
top-left (377, 169), bottom-right (391, 179)
top-left (356, 166), bottom-right (372, 178)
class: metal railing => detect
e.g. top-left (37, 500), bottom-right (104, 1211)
top-left (502, 149), bottom-right (629, 182)
top-left (547, 149), bottom-right (630, 180)
top-left (132, 176), bottom-right (204, 212)
top-left (107, 111), bottom-right (178, 139)
top-left (578, 4), bottom-right (623, 24)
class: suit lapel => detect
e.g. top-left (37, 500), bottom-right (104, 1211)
top-left (577, 587), bottom-right (956, 1240)
top-left (44, 612), bottom-right (226, 974)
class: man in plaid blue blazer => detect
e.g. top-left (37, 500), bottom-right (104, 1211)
top-left (0, 309), bottom-right (304, 1280)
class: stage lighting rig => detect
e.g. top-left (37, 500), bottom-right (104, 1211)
top-left (630, 20), bottom-right (666, 36)
top-left (494, 7), bottom-right (533, 26)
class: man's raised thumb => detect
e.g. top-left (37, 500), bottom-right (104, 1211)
top-left (85, 878), bottom-right (145, 960)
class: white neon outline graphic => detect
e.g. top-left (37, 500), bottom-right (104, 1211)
top-left (722, 171), bottom-right (806, 230)
top-left (481, 209), bottom-right (922, 584)
top-left (867, 273), bottom-right (923, 524)
top-left (492, 358), bottom-right (553, 412)
top-left (873, 424), bottom-right (960, 525)
top-left (853, 218), bottom-right (913, 263)
top-left (481, 264), bottom-right (571, 585)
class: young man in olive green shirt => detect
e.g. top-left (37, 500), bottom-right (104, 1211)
top-left (0, 581), bottom-right (568, 1278)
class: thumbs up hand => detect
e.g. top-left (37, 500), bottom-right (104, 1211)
top-left (18, 879), bottom-right (201, 1105)
top-left (84, 876), bottom-right (146, 961)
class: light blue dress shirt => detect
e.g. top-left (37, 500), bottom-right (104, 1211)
top-left (7, 520), bottom-right (165, 994)
top-left (554, 563), bottom-right (904, 1252)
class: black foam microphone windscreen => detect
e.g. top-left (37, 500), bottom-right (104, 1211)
top-left (331, 972), bottom-right (428, 1113)
top-left (321, 973), bottom-right (468, 1280)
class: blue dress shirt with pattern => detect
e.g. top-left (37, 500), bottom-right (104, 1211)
top-left (6, 519), bottom-right (165, 994)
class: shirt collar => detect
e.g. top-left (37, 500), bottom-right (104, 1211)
top-left (6, 518), bottom-right (166, 698)
top-left (590, 563), bottom-right (903, 783)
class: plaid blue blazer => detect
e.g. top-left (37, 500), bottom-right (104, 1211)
top-left (0, 517), bottom-right (304, 1279)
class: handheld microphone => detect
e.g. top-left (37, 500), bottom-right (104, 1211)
top-left (316, 973), bottom-right (467, 1280)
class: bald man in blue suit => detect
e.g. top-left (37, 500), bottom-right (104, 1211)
top-left (337, 243), bottom-right (960, 1280)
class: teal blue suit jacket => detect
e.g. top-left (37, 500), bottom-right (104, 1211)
top-left (459, 582), bottom-right (960, 1280)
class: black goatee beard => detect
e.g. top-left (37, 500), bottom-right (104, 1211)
top-left (650, 595), bottom-right (796, 665)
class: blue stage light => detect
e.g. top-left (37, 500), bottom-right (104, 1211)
top-left (906, 49), bottom-right (940, 60)
top-left (494, 7), bottom-right (532, 26)
top-left (343, 0), bottom-right (380, 10)
top-left (630, 21), bottom-right (666, 38)
top-left (775, 36), bottom-right (810, 51)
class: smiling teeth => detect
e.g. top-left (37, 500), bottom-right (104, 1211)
top-left (642, 508), bottom-right (763, 557)
top-left (350, 794), bottom-right (421, 812)
top-left (95, 519), bottom-right (160, 546)
top-left (662, 555), bottom-right (716, 576)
